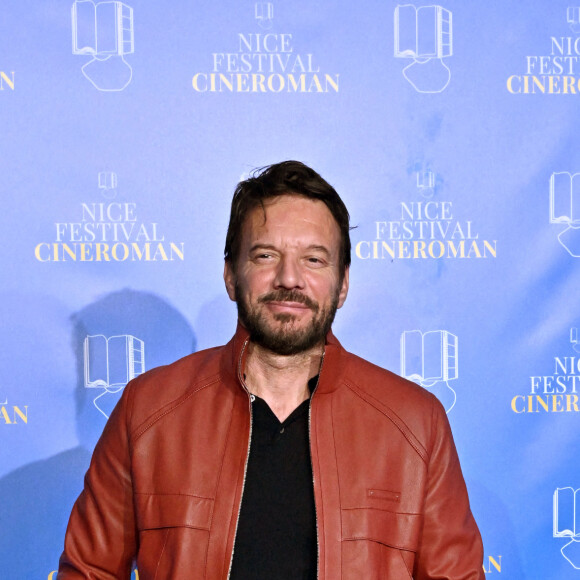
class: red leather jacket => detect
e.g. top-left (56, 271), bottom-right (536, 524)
top-left (58, 326), bottom-right (484, 579)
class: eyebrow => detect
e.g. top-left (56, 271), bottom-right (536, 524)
top-left (306, 245), bottom-right (331, 257)
top-left (249, 243), bottom-right (332, 257)
top-left (249, 243), bottom-right (277, 254)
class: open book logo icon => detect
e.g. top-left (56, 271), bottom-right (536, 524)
top-left (571, 328), bottom-right (580, 353)
top-left (549, 172), bottom-right (580, 257)
top-left (83, 334), bottom-right (145, 418)
top-left (98, 171), bottom-right (118, 199)
top-left (416, 170), bottom-right (435, 198)
top-left (553, 487), bottom-right (580, 569)
top-left (400, 329), bottom-right (457, 412)
top-left (255, 3), bottom-right (274, 29)
top-left (394, 4), bottom-right (452, 93)
top-left (72, 1), bottom-right (134, 91)
top-left (568, 7), bottom-right (580, 34)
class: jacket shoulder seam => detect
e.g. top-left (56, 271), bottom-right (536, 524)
top-left (131, 375), bottom-right (222, 441)
top-left (343, 380), bottom-right (428, 463)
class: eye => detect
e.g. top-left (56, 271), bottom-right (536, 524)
top-left (306, 256), bottom-right (326, 267)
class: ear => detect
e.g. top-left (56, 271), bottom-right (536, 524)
top-left (224, 260), bottom-right (237, 302)
top-left (337, 266), bottom-right (349, 309)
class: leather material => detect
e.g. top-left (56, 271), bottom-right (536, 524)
top-left (58, 325), bottom-right (484, 579)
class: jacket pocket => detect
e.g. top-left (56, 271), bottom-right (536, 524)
top-left (135, 494), bottom-right (214, 579)
top-left (342, 506), bottom-right (421, 550)
top-left (135, 492), bottom-right (214, 531)
top-left (341, 507), bottom-right (421, 579)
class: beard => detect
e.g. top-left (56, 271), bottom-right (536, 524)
top-left (235, 285), bottom-right (340, 356)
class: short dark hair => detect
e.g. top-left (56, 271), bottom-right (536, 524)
top-left (224, 161), bottom-right (351, 275)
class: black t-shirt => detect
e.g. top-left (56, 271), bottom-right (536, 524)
top-left (229, 379), bottom-right (318, 579)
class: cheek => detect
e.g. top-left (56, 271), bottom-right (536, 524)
top-left (307, 274), bottom-right (340, 298)
top-left (245, 269), bottom-right (275, 292)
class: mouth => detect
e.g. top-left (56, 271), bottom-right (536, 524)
top-left (259, 291), bottom-right (319, 313)
top-left (266, 301), bottom-right (312, 313)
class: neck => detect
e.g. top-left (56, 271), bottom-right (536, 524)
top-left (244, 341), bottom-right (323, 421)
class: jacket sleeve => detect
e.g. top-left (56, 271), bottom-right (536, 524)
top-left (413, 399), bottom-right (485, 580)
top-left (57, 385), bottom-right (137, 579)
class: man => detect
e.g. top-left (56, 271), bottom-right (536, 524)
top-left (58, 161), bottom-right (484, 579)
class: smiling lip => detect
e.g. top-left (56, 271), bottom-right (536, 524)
top-left (266, 301), bottom-right (311, 312)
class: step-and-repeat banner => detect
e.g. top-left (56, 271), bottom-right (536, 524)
top-left (1, 1), bottom-right (579, 578)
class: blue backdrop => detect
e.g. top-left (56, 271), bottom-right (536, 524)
top-left (1, 1), bottom-right (579, 577)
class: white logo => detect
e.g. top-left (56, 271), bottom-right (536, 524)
top-left (571, 328), bottom-right (580, 353)
top-left (568, 7), bottom-right (580, 34)
top-left (549, 172), bottom-right (580, 257)
top-left (255, 2), bottom-right (274, 29)
top-left (553, 487), bottom-right (580, 569)
top-left (400, 329), bottom-right (458, 413)
top-left (98, 171), bottom-right (118, 199)
top-left (72, 0), bottom-right (134, 91)
top-left (416, 169), bottom-right (435, 198)
top-left (84, 334), bottom-right (145, 418)
top-left (394, 4), bottom-right (452, 93)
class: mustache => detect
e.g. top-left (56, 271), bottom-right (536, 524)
top-left (258, 290), bottom-right (319, 312)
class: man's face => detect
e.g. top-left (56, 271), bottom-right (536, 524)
top-left (224, 194), bottom-right (349, 356)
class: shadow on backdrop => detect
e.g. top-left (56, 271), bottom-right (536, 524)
top-left (0, 289), bottom-right (196, 579)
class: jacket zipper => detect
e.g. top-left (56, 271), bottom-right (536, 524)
top-left (309, 350), bottom-right (325, 580)
top-left (226, 340), bottom-right (324, 579)
top-left (226, 338), bottom-right (253, 580)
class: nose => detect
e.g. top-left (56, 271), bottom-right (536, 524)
top-left (274, 255), bottom-right (305, 290)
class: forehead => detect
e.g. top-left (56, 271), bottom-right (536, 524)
top-left (242, 194), bottom-right (341, 250)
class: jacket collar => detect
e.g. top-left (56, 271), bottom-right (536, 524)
top-left (223, 322), bottom-right (346, 395)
